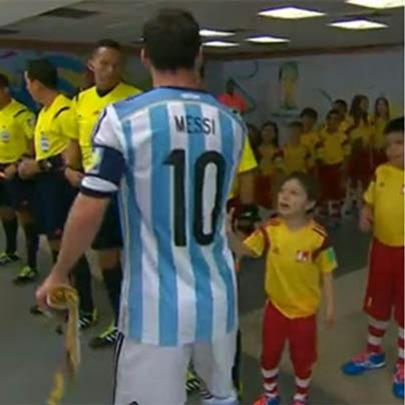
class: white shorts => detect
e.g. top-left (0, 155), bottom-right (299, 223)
top-left (113, 330), bottom-right (237, 405)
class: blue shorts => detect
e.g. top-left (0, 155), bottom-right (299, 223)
top-left (33, 171), bottom-right (75, 239)
top-left (92, 196), bottom-right (123, 250)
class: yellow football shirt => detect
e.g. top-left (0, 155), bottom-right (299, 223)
top-left (72, 82), bottom-right (141, 170)
top-left (316, 129), bottom-right (350, 165)
top-left (281, 143), bottom-right (310, 174)
top-left (258, 144), bottom-right (279, 176)
top-left (371, 116), bottom-right (389, 150)
top-left (300, 130), bottom-right (320, 156)
top-left (244, 218), bottom-right (337, 318)
top-left (347, 117), bottom-right (373, 147)
top-left (0, 99), bottom-right (35, 163)
top-left (35, 94), bottom-right (75, 161)
top-left (364, 163), bottom-right (404, 247)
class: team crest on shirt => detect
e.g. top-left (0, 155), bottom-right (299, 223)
top-left (296, 250), bottom-right (311, 262)
top-left (0, 130), bottom-right (10, 143)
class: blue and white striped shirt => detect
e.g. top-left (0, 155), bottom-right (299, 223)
top-left (82, 87), bottom-right (246, 346)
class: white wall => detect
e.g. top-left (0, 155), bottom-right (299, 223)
top-left (206, 47), bottom-right (404, 130)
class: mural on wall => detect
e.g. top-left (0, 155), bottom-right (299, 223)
top-left (278, 61), bottom-right (299, 111)
top-left (0, 48), bottom-right (151, 111)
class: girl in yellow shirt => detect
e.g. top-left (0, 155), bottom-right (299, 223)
top-left (255, 121), bottom-right (281, 209)
top-left (371, 97), bottom-right (390, 168)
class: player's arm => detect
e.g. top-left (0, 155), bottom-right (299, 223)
top-left (36, 107), bottom-right (125, 309)
top-left (316, 241), bottom-right (337, 328)
top-left (360, 174), bottom-right (375, 232)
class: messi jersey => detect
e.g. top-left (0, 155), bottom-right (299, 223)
top-left (81, 87), bottom-right (247, 346)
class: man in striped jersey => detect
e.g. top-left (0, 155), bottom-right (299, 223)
top-left (36, 9), bottom-right (245, 405)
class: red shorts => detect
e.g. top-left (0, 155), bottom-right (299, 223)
top-left (348, 148), bottom-right (372, 186)
top-left (319, 163), bottom-right (344, 201)
top-left (255, 175), bottom-right (273, 208)
top-left (262, 301), bottom-right (317, 376)
top-left (364, 238), bottom-right (404, 326)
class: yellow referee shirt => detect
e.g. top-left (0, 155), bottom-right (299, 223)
top-left (72, 82), bottom-right (141, 170)
top-left (35, 94), bottom-right (75, 161)
top-left (244, 218), bottom-right (337, 318)
top-left (364, 163), bottom-right (404, 247)
top-left (0, 99), bottom-right (35, 163)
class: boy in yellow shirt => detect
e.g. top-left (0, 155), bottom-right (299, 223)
top-left (228, 172), bottom-right (337, 405)
top-left (279, 122), bottom-right (311, 175)
top-left (316, 110), bottom-right (351, 222)
top-left (342, 117), bottom-right (404, 400)
top-left (300, 108), bottom-right (320, 174)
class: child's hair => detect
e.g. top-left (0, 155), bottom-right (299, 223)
top-left (349, 94), bottom-right (369, 126)
top-left (288, 120), bottom-right (303, 131)
top-left (300, 107), bottom-right (318, 121)
top-left (384, 116), bottom-right (404, 136)
top-left (334, 99), bottom-right (348, 112)
top-left (374, 97), bottom-right (390, 120)
top-left (0, 73), bottom-right (10, 89)
top-left (327, 109), bottom-right (340, 120)
top-left (279, 171), bottom-right (320, 202)
top-left (260, 120), bottom-right (279, 146)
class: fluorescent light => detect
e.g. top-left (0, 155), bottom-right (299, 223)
top-left (347, 0), bottom-right (404, 9)
top-left (259, 6), bottom-right (325, 19)
top-left (329, 19), bottom-right (388, 29)
top-left (200, 29), bottom-right (234, 37)
top-left (203, 41), bottom-right (239, 48)
top-left (246, 35), bottom-right (289, 44)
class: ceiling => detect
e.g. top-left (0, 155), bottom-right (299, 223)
top-left (0, 0), bottom-right (403, 56)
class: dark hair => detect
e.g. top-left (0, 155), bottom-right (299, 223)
top-left (384, 116), bottom-right (404, 135)
top-left (334, 99), bottom-right (348, 111)
top-left (327, 109), bottom-right (340, 120)
top-left (143, 9), bottom-right (201, 70)
top-left (94, 38), bottom-right (122, 53)
top-left (374, 97), bottom-right (390, 120)
top-left (260, 120), bottom-right (279, 147)
top-left (0, 73), bottom-right (9, 89)
top-left (280, 171), bottom-right (320, 202)
top-left (288, 120), bottom-right (303, 131)
top-left (300, 107), bottom-right (318, 121)
top-left (26, 59), bottom-right (58, 89)
top-left (350, 94), bottom-right (369, 126)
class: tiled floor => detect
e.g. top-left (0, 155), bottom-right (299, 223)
top-left (0, 219), bottom-right (401, 404)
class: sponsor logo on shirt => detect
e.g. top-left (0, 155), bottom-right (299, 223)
top-left (0, 130), bottom-right (10, 143)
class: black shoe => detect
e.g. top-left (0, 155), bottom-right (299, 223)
top-left (13, 266), bottom-right (38, 285)
top-left (79, 309), bottom-right (98, 330)
top-left (0, 252), bottom-right (20, 266)
top-left (89, 324), bottom-right (118, 349)
top-left (186, 369), bottom-right (201, 393)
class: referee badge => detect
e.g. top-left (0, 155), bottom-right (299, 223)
top-left (296, 250), bottom-right (311, 262)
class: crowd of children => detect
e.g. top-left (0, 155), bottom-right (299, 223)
top-left (251, 95), bottom-right (393, 226)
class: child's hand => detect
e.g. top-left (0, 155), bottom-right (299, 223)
top-left (325, 304), bottom-right (335, 329)
top-left (359, 205), bottom-right (373, 233)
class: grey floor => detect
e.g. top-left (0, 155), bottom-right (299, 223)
top-left (0, 218), bottom-right (401, 405)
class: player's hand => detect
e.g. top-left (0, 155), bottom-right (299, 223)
top-left (3, 164), bottom-right (17, 180)
top-left (359, 205), bottom-right (373, 233)
top-left (325, 304), bottom-right (335, 328)
top-left (65, 167), bottom-right (84, 188)
top-left (18, 158), bottom-right (40, 180)
top-left (35, 271), bottom-right (70, 312)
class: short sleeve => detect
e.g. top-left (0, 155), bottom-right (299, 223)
top-left (80, 106), bottom-right (126, 198)
top-left (243, 228), bottom-right (268, 257)
top-left (314, 238), bottom-right (338, 273)
top-left (237, 137), bottom-right (257, 174)
top-left (16, 110), bottom-right (35, 140)
top-left (56, 106), bottom-right (78, 141)
top-left (364, 171), bottom-right (376, 205)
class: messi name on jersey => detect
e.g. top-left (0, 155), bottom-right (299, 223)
top-left (174, 114), bottom-right (216, 136)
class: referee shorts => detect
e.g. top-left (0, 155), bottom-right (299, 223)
top-left (4, 175), bottom-right (35, 211)
top-left (113, 330), bottom-right (238, 405)
top-left (92, 196), bottom-right (123, 250)
top-left (33, 170), bottom-right (75, 239)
